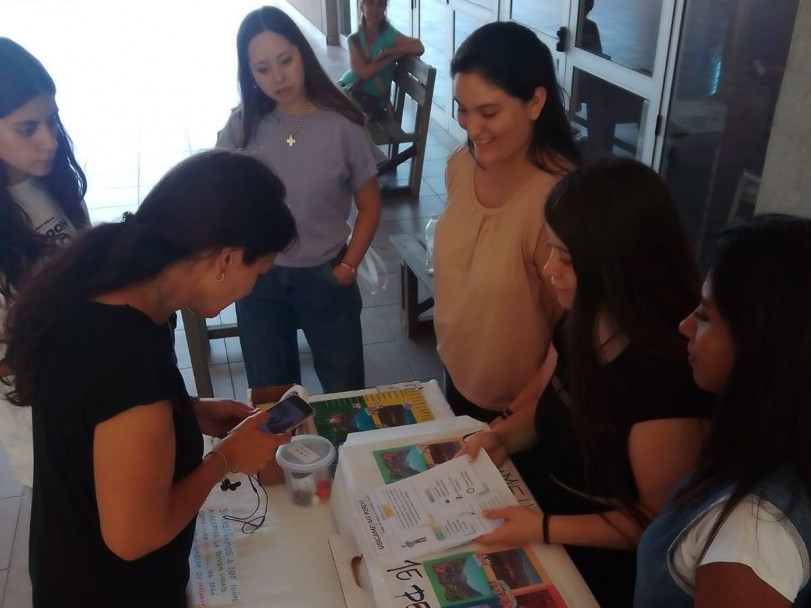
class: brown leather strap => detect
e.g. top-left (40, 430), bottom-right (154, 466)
top-left (350, 35), bottom-right (395, 119)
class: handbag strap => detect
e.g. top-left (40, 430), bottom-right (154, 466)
top-left (351, 34), bottom-right (396, 119)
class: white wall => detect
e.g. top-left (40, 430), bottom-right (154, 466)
top-left (756, 0), bottom-right (811, 217)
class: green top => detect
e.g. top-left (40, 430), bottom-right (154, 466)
top-left (338, 23), bottom-right (401, 101)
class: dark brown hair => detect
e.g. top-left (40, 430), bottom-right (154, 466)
top-left (545, 158), bottom-right (701, 530)
top-left (450, 21), bottom-right (582, 176)
top-left (5, 150), bottom-right (296, 407)
top-left (678, 214), bottom-right (811, 561)
top-left (0, 37), bottom-right (89, 300)
top-left (235, 6), bottom-right (365, 148)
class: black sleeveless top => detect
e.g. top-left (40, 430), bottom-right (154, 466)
top-left (534, 327), bottom-right (711, 514)
top-left (30, 302), bottom-right (201, 608)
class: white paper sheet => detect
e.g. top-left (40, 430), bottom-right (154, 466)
top-left (349, 452), bottom-right (517, 563)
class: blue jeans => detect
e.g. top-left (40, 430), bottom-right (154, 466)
top-left (236, 254), bottom-right (365, 393)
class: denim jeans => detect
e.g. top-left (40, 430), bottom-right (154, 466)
top-left (236, 254), bottom-right (365, 393)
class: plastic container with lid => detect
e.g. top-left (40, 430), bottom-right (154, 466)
top-left (275, 434), bottom-right (337, 506)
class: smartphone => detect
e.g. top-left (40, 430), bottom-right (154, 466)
top-left (261, 395), bottom-right (315, 434)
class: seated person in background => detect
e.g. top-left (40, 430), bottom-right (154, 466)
top-left (0, 37), bottom-right (91, 487)
top-left (4, 150), bottom-right (296, 607)
top-left (462, 158), bottom-right (711, 608)
top-left (338, 0), bottom-right (424, 119)
top-left (635, 214), bottom-right (811, 608)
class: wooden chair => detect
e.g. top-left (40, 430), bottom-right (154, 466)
top-left (181, 308), bottom-right (238, 398)
top-left (389, 233), bottom-right (435, 338)
top-left (367, 55), bottom-right (436, 198)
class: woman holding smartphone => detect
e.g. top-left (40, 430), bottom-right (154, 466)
top-left (5, 150), bottom-right (296, 607)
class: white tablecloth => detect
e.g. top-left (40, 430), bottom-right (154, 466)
top-left (191, 380), bottom-right (453, 607)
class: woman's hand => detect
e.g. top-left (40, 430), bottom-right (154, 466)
top-left (456, 430), bottom-right (508, 467)
top-left (217, 410), bottom-right (291, 475)
top-left (193, 398), bottom-right (256, 438)
top-left (477, 506), bottom-right (544, 547)
top-left (333, 262), bottom-right (357, 286)
top-left (488, 415), bottom-right (504, 429)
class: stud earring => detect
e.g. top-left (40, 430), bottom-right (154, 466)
top-left (215, 273), bottom-right (225, 282)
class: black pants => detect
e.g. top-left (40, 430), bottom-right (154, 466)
top-left (443, 368), bottom-right (501, 422)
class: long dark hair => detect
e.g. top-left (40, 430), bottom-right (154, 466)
top-left (235, 6), bottom-right (365, 148)
top-left (450, 21), bottom-right (582, 176)
top-left (544, 158), bottom-right (701, 528)
top-left (5, 150), bottom-right (296, 407)
top-left (0, 37), bottom-right (89, 300)
top-left (678, 214), bottom-right (811, 555)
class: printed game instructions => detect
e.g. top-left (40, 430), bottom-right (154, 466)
top-left (350, 451), bottom-right (517, 563)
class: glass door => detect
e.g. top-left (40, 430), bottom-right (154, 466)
top-left (382, 0), bottom-right (457, 133)
top-left (655, 0), bottom-right (800, 252)
top-left (409, 0), bottom-right (497, 135)
top-left (499, 0), bottom-right (569, 81)
top-left (497, 0), bottom-right (676, 164)
top-left (562, 0), bottom-right (677, 164)
top-left (387, 0), bottom-right (417, 37)
top-left (415, 0), bottom-right (454, 130)
top-left (446, 0), bottom-right (498, 139)
top-left (388, 0), bottom-right (679, 161)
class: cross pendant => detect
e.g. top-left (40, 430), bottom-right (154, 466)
top-left (286, 135), bottom-right (296, 147)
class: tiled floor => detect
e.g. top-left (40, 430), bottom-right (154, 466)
top-left (1, 1), bottom-right (461, 605)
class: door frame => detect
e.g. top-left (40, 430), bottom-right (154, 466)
top-left (444, 0), bottom-right (499, 139)
top-left (396, 0), bottom-right (685, 164)
top-left (558, 0), bottom-right (679, 164)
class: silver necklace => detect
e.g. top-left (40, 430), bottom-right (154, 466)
top-left (272, 102), bottom-right (313, 147)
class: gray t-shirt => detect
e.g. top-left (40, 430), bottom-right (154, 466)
top-left (217, 106), bottom-right (379, 267)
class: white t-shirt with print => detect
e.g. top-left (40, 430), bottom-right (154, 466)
top-left (1, 179), bottom-right (84, 487)
top-left (0, 179), bottom-right (82, 349)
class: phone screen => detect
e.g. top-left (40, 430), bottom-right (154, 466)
top-left (261, 395), bottom-right (315, 434)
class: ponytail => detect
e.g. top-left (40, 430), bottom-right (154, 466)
top-left (5, 149), bottom-right (296, 407)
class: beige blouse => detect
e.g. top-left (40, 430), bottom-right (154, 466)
top-left (433, 147), bottom-right (558, 410)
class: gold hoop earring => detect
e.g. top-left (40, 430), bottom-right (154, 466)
top-left (215, 273), bottom-right (225, 282)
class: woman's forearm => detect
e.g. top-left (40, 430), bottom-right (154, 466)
top-left (351, 55), bottom-right (394, 82)
top-left (386, 39), bottom-right (424, 57)
top-left (496, 404), bottom-right (539, 455)
top-left (344, 178), bottom-right (382, 268)
top-left (547, 509), bottom-right (644, 550)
